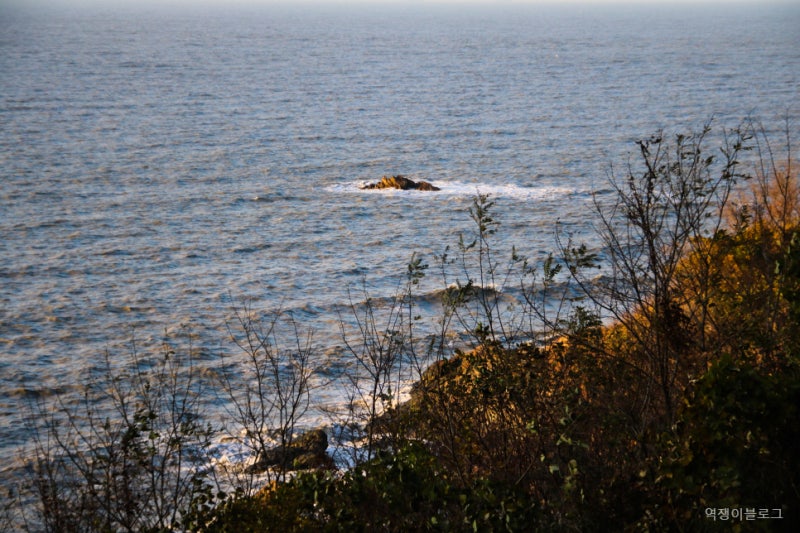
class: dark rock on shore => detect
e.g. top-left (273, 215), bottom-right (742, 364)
top-left (247, 429), bottom-right (334, 473)
top-left (361, 175), bottom-right (440, 191)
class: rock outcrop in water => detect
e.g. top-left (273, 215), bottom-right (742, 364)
top-left (361, 175), bottom-right (440, 191)
top-left (247, 429), bottom-right (333, 473)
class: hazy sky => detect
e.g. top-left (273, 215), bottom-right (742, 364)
top-left (2, 0), bottom-right (795, 19)
top-left (2, 0), bottom-right (791, 6)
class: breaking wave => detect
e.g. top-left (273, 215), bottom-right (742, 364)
top-left (326, 180), bottom-right (581, 201)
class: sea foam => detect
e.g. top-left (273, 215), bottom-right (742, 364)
top-left (327, 180), bottom-right (578, 201)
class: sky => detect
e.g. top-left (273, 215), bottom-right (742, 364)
top-left (2, 0), bottom-right (795, 21)
top-left (2, 0), bottom-right (792, 6)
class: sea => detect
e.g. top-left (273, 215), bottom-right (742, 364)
top-left (1, 0), bottom-right (799, 497)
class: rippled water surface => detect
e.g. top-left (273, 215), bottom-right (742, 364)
top-left (1, 2), bottom-right (799, 484)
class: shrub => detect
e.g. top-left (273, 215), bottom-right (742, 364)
top-left (652, 355), bottom-right (800, 529)
top-left (202, 442), bottom-right (545, 532)
top-left (25, 337), bottom-right (220, 532)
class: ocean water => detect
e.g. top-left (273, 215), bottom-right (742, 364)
top-left (1, 2), bottom-right (799, 485)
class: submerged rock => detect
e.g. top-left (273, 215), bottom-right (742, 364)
top-left (247, 429), bottom-right (334, 473)
top-left (361, 175), bottom-right (440, 191)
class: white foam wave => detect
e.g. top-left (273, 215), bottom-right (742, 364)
top-left (326, 180), bottom-right (578, 201)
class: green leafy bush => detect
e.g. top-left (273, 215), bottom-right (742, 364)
top-left (653, 355), bottom-right (800, 529)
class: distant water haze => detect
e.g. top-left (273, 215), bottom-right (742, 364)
top-left (1, 1), bottom-right (798, 487)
